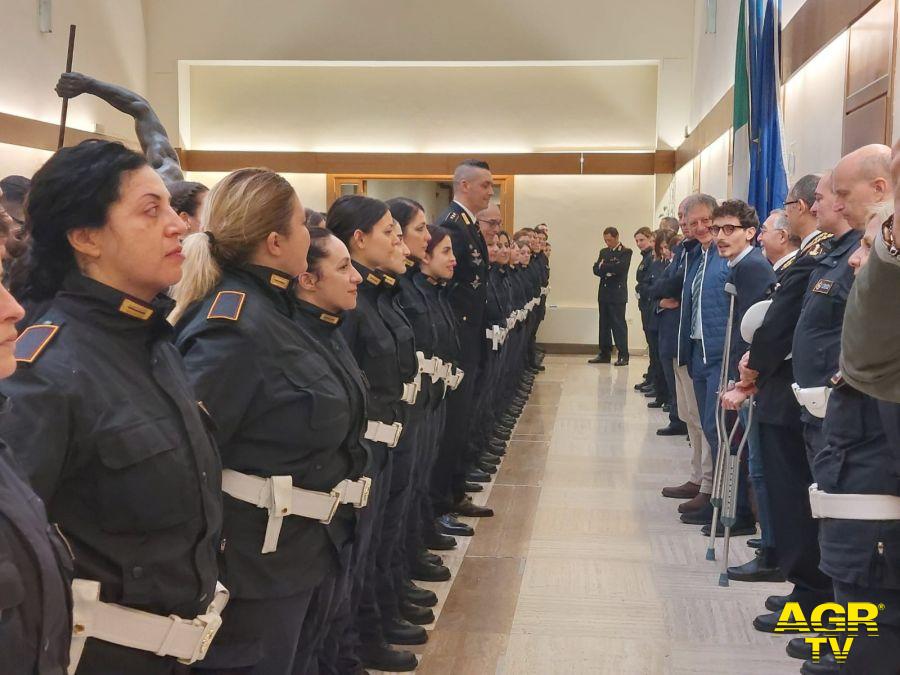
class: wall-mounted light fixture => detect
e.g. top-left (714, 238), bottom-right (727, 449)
top-left (706, 0), bottom-right (717, 34)
top-left (38, 0), bottom-right (52, 33)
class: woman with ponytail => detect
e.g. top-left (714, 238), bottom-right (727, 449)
top-left (173, 169), bottom-right (367, 675)
top-left (0, 139), bottom-right (223, 674)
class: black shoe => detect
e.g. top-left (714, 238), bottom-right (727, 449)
top-left (747, 537), bottom-right (762, 549)
top-left (400, 599), bottom-right (435, 625)
top-left (532, 364), bottom-right (545, 372)
top-left (512, 396), bottom-right (527, 407)
top-left (419, 549), bottom-right (443, 566)
top-left (507, 406), bottom-right (524, 416)
top-left (453, 496), bottom-right (494, 517)
top-left (614, 356), bottom-right (630, 366)
top-left (465, 481), bottom-right (484, 493)
top-left (411, 558), bottom-right (451, 582)
top-left (801, 654), bottom-right (839, 675)
top-left (467, 468), bottom-right (492, 483)
top-left (495, 424), bottom-right (513, 435)
top-left (662, 403), bottom-right (672, 413)
top-left (634, 380), bottom-right (650, 391)
top-left (480, 453), bottom-right (501, 466)
top-left (477, 461), bottom-right (497, 474)
top-left (765, 594), bottom-right (789, 612)
top-left (656, 423), bottom-right (688, 436)
top-left (700, 519), bottom-right (757, 537)
top-left (424, 531), bottom-right (457, 550)
top-left (359, 642), bottom-right (419, 671)
top-left (499, 415), bottom-right (517, 426)
top-left (383, 618), bottom-right (428, 646)
top-left (436, 514), bottom-right (474, 537)
top-left (643, 389), bottom-right (658, 398)
top-left (726, 549), bottom-right (785, 582)
top-left (493, 428), bottom-right (511, 441)
top-left (402, 580), bottom-right (438, 608)
top-left (647, 400), bottom-right (664, 409)
top-left (753, 610), bottom-right (798, 634)
top-left (679, 504), bottom-right (713, 525)
top-left (637, 382), bottom-right (654, 392)
top-left (588, 354), bottom-right (612, 364)
top-left (489, 441), bottom-right (507, 455)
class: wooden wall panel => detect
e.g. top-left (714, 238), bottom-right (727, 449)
top-left (675, 89), bottom-right (733, 171)
top-left (843, 93), bottom-right (889, 153)
top-left (0, 111), bottom-right (129, 152)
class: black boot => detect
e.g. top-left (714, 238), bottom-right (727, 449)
top-left (410, 558), bottom-right (451, 582)
top-left (436, 514), bottom-right (474, 537)
top-left (402, 580), bottom-right (438, 608)
top-left (588, 353), bottom-right (612, 364)
top-left (359, 642), bottom-right (419, 671)
top-left (382, 618), bottom-right (428, 645)
top-left (726, 548), bottom-right (785, 582)
top-left (400, 599), bottom-right (435, 625)
top-left (423, 530), bottom-right (457, 550)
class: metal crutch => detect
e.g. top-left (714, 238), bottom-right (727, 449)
top-left (706, 282), bottom-right (738, 562)
top-left (718, 395), bottom-right (755, 586)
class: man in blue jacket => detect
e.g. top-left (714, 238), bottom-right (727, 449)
top-left (677, 194), bottom-right (755, 534)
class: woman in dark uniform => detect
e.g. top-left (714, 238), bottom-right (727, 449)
top-left (325, 195), bottom-right (420, 674)
top-left (171, 169), bottom-right (369, 675)
top-left (0, 236), bottom-right (72, 675)
top-left (0, 139), bottom-right (224, 675)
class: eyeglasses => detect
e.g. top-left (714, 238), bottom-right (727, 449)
top-left (709, 224), bottom-right (751, 236)
top-left (783, 200), bottom-right (800, 208)
top-left (478, 219), bottom-right (502, 227)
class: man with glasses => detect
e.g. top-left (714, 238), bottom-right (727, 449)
top-left (758, 209), bottom-right (800, 272)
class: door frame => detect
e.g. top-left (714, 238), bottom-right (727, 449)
top-left (326, 173), bottom-right (515, 232)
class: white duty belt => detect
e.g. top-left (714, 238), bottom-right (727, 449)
top-left (446, 366), bottom-right (464, 390)
top-left (365, 420), bottom-right (403, 447)
top-left (222, 470), bottom-right (371, 553)
top-left (791, 384), bottom-right (831, 419)
top-left (540, 286), bottom-right (549, 297)
top-left (68, 579), bottom-right (229, 673)
top-left (485, 325), bottom-right (506, 351)
top-left (400, 380), bottom-right (420, 405)
top-left (809, 484), bottom-right (900, 520)
top-left (416, 351), bottom-right (442, 378)
top-left (506, 315), bottom-right (516, 330)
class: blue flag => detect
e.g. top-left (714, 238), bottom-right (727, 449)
top-left (744, 0), bottom-right (788, 218)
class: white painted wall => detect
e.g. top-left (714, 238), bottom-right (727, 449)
top-left (185, 171), bottom-right (328, 212)
top-left (366, 180), bottom-right (451, 224)
top-left (515, 175), bottom-right (655, 348)
top-left (698, 130), bottom-right (731, 200)
top-left (783, 32), bottom-right (849, 181)
top-left (690, 0), bottom-right (741, 129)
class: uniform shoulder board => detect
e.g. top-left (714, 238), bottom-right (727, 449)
top-left (446, 211), bottom-right (460, 222)
top-left (207, 291), bottom-right (246, 321)
top-left (15, 323), bottom-right (61, 364)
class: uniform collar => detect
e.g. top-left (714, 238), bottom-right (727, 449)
top-left (772, 250), bottom-right (798, 270)
top-left (293, 298), bottom-right (343, 328)
top-left (801, 229), bottom-right (823, 250)
top-left (452, 199), bottom-right (478, 227)
top-left (827, 228), bottom-right (863, 256)
top-left (352, 260), bottom-right (384, 301)
top-left (239, 264), bottom-right (296, 293)
top-left (58, 273), bottom-right (174, 335)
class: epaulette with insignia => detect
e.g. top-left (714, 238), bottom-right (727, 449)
top-left (207, 291), bottom-right (246, 321)
top-left (801, 232), bottom-right (833, 259)
top-left (446, 211), bottom-right (460, 222)
top-left (460, 212), bottom-right (472, 226)
top-left (15, 323), bottom-right (60, 364)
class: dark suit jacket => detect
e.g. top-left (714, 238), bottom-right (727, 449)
top-left (592, 243), bottom-right (632, 304)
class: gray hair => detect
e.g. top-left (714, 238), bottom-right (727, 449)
top-left (788, 173), bottom-right (821, 208)
top-left (768, 208), bottom-right (789, 231)
top-left (682, 193), bottom-right (718, 218)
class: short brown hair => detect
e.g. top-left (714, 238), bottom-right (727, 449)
top-left (635, 226), bottom-right (652, 238)
top-left (712, 199), bottom-right (759, 231)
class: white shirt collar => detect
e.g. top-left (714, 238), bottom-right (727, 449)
top-left (772, 250), bottom-right (798, 270)
top-left (453, 199), bottom-right (477, 226)
top-left (727, 244), bottom-right (754, 268)
top-left (801, 229), bottom-right (822, 250)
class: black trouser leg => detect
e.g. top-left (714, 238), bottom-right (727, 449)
top-left (412, 403), bottom-right (444, 569)
top-left (79, 642), bottom-right (190, 675)
top-left (757, 421), bottom-right (832, 601)
top-left (609, 302), bottom-right (628, 357)
top-left (834, 582), bottom-right (900, 674)
top-left (598, 301), bottom-right (612, 356)
top-left (431, 361), bottom-right (479, 512)
top-left (660, 355), bottom-right (681, 425)
top-left (647, 329), bottom-right (666, 399)
top-left (192, 589), bottom-right (315, 675)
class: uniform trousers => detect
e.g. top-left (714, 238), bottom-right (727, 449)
top-left (431, 361), bottom-right (480, 512)
top-left (660, 355), bottom-right (681, 426)
top-left (743, 409), bottom-right (773, 548)
top-left (646, 328), bottom-right (668, 401)
top-left (409, 402), bottom-right (445, 568)
top-left (834, 582), bottom-right (900, 674)
top-left (470, 342), bottom-right (503, 461)
top-left (757, 420), bottom-right (832, 605)
top-left (193, 588), bottom-right (315, 675)
top-left (80, 641), bottom-right (191, 675)
top-left (674, 360), bottom-right (712, 491)
top-left (597, 300), bottom-right (628, 357)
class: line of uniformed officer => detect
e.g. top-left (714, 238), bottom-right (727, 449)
top-left (0, 144), bottom-right (549, 674)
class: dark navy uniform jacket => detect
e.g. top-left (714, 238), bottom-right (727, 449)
top-left (378, 270), bottom-right (422, 415)
top-left (792, 229), bottom-right (862, 426)
top-left (0, 274), bottom-right (222, 619)
top-left (0, 440), bottom-right (72, 675)
top-left (175, 265), bottom-right (363, 599)
top-left (592, 243), bottom-right (632, 304)
top-left (413, 272), bottom-right (460, 373)
top-left (635, 248), bottom-right (653, 317)
top-left (398, 263), bottom-right (439, 408)
top-left (435, 202), bottom-right (489, 369)
top-left (747, 233), bottom-right (832, 427)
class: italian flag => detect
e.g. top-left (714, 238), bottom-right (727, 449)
top-left (732, 0), bottom-right (751, 202)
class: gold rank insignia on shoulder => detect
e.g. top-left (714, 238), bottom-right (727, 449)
top-left (15, 324), bottom-right (60, 364)
top-left (366, 273), bottom-right (382, 285)
top-left (404, 258), bottom-right (415, 268)
top-left (319, 312), bottom-right (340, 325)
top-left (812, 279), bottom-right (834, 294)
top-left (207, 291), bottom-right (246, 321)
top-left (807, 244), bottom-right (824, 257)
top-left (269, 273), bottom-right (291, 289)
top-left (461, 212), bottom-right (472, 225)
top-left (382, 274), bottom-right (396, 287)
top-left (118, 298), bottom-right (154, 321)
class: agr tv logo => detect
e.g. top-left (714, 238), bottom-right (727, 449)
top-left (774, 601), bottom-right (882, 662)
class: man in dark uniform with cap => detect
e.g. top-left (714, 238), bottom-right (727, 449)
top-left (590, 227), bottom-right (632, 365)
top-left (429, 159), bottom-right (494, 538)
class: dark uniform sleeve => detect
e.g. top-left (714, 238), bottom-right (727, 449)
top-left (602, 248), bottom-right (632, 279)
top-left (0, 364), bottom-right (75, 502)
top-left (592, 253), bottom-right (602, 278)
top-left (177, 323), bottom-right (264, 448)
top-left (747, 254), bottom-right (817, 383)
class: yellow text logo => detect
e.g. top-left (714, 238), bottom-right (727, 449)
top-left (775, 602), bottom-right (881, 663)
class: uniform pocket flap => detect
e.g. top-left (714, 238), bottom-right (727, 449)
top-left (96, 420), bottom-right (178, 469)
top-left (282, 356), bottom-right (331, 389)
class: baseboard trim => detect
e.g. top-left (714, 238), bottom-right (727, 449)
top-left (538, 343), bottom-right (649, 356)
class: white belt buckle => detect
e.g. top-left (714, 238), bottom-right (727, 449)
top-left (387, 421), bottom-right (403, 447)
top-left (401, 381), bottom-right (419, 405)
top-left (320, 489), bottom-right (341, 525)
top-left (178, 612), bottom-right (223, 665)
top-left (791, 383), bottom-right (830, 419)
top-left (355, 476), bottom-right (372, 508)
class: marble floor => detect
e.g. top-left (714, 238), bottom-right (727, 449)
top-left (384, 354), bottom-right (802, 675)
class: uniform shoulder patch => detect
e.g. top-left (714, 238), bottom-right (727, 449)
top-left (207, 291), bottom-right (246, 321)
top-left (15, 324), bottom-right (60, 364)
